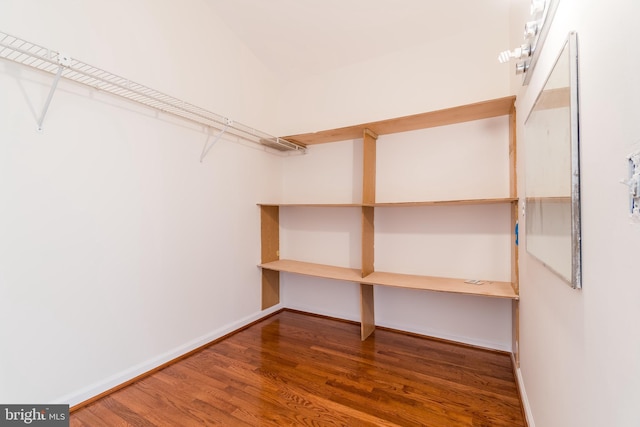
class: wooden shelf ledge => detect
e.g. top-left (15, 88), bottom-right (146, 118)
top-left (370, 198), bottom-right (518, 207)
top-left (259, 259), bottom-right (363, 282)
top-left (258, 198), bottom-right (518, 208)
top-left (282, 96), bottom-right (516, 146)
top-left (258, 203), bottom-right (363, 207)
top-left (259, 259), bottom-right (518, 300)
top-left (362, 271), bottom-right (518, 299)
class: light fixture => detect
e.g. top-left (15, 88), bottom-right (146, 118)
top-left (498, 44), bottom-right (531, 64)
top-left (497, 0), bottom-right (559, 83)
top-left (515, 62), bottom-right (528, 74)
top-left (524, 21), bottom-right (539, 39)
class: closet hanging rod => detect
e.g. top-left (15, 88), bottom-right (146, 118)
top-left (0, 30), bottom-right (306, 155)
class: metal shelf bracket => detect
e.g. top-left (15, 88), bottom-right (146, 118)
top-left (200, 118), bottom-right (232, 162)
top-left (36, 53), bottom-right (70, 131)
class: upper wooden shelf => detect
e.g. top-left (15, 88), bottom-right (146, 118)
top-left (258, 198), bottom-right (517, 208)
top-left (259, 259), bottom-right (518, 300)
top-left (282, 96), bottom-right (516, 146)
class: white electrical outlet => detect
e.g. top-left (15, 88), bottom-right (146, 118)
top-left (625, 150), bottom-right (640, 222)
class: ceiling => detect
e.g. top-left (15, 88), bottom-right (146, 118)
top-left (207, 0), bottom-right (512, 80)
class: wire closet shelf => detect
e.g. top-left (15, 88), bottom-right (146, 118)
top-left (0, 30), bottom-right (306, 155)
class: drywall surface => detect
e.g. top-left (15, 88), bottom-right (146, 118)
top-left (0, 0), bottom-right (283, 405)
top-left (515, 0), bottom-right (640, 425)
top-left (376, 117), bottom-right (510, 202)
top-left (275, 3), bottom-right (512, 136)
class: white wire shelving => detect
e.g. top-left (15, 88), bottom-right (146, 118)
top-left (0, 30), bottom-right (306, 157)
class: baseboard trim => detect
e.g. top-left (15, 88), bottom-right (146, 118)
top-left (283, 307), bottom-right (361, 326)
top-left (375, 323), bottom-right (512, 355)
top-left (511, 353), bottom-right (534, 427)
top-left (65, 305), bottom-right (523, 415)
top-left (66, 304), bottom-right (284, 412)
top-left (284, 307), bottom-right (511, 356)
top-left (282, 305), bottom-right (511, 352)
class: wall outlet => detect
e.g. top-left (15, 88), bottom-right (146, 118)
top-left (625, 150), bottom-right (640, 222)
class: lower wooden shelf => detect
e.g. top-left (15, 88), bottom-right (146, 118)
top-left (259, 259), bottom-right (363, 282)
top-left (363, 271), bottom-right (517, 299)
top-left (259, 259), bottom-right (518, 300)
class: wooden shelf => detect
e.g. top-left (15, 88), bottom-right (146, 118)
top-left (258, 203), bottom-right (362, 207)
top-left (259, 259), bottom-right (363, 283)
top-left (260, 95), bottom-right (520, 347)
top-left (370, 198), bottom-right (518, 207)
top-left (283, 96), bottom-right (516, 146)
top-left (258, 198), bottom-right (517, 208)
top-left (363, 271), bottom-right (518, 299)
top-left (259, 259), bottom-right (518, 300)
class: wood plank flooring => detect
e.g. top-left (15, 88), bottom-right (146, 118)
top-left (70, 310), bottom-right (525, 426)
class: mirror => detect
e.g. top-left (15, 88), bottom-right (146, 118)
top-left (524, 32), bottom-right (581, 289)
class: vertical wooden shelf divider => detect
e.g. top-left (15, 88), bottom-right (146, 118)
top-left (261, 205), bottom-right (280, 309)
top-left (509, 102), bottom-right (520, 366)
top-left (361, 128), bottom-right (378, 340)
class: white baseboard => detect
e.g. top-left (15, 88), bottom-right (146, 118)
top-left (282, 303), bottom-right (510, 352)
top-left (376, 318), bottom-right (512, 352)
top-left (54, 304), bottom-right (283, 407)
top-left (56, 303), bottom-right (522, 413)
top-left (513, 358), bottom-right (535, 427)
top-left (282, 303), bottom-right (361, 324)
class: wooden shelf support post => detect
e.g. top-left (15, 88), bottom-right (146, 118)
top-left (261, 205), bottom-right (280, 309)
top-left (508, 100), bottom-right (521, 366)
top-left (361, 128), bottom-right (378, 340)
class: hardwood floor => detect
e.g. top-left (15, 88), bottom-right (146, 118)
top-left (70, 310), bottom-right (525, 426)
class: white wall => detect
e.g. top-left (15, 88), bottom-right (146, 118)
top-left (275, 3), bottom-right (513, 135)
top-left (12, 2), bottom-right (637, 420)
top-left (0, 0), bottom-right (284, 405)
top-left (513, 0), bottom-right (640, 426)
